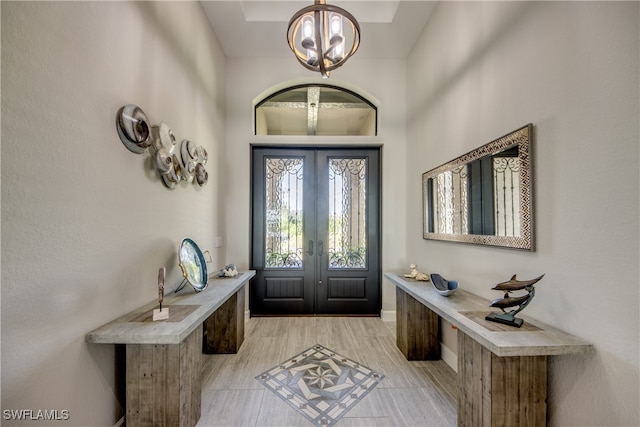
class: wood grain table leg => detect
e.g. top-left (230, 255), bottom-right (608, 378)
top-left (202, 287), bottom-right (245, 354)
top-left (126, 324), bottom-right (202, 427)
top-left (396, 286), bottom-right (440, 360)
top-left (457, 331), bottom-right (547, 427)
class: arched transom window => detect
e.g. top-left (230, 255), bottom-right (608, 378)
top-left (255, 84), bottom-right (377, 136)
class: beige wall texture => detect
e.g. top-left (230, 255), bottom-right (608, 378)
top-left (406, 2), bottom-right (639, 426)
top-left (1, 2), bottom-right (227, 425)
top-left (2, 1), bottom-right (639, 427)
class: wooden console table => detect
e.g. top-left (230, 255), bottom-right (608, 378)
top-left (87, 271), bottom-right (255, 427)
top-left (385, 272), bottom-right (593, 427)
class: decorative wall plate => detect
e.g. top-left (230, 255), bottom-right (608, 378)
top-left (156, 121), bottom-right (176, 152)
top-left (180, 139), bottom-right (196, 183)
top-left (116, 104), bottom-right (209, 189)
top-left (162, 174), bottom-right (176, 189)
top-left (176, 238), bottom-right (211, 292)
top-left (155, 150), bottom-right (174, 175)
top-left (195, 163), bottom-right (208, 186)
top-left (196, 146), bottom-right (208, 165)
top-left (116, 104), bottom-right (152, 153)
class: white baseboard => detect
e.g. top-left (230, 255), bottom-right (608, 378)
top-left (440, 343), bottom-right (457, 373)
top-left (380, 310), bottom-right (396, 322)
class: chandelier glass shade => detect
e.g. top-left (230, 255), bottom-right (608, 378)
top-left (287, 0), bottom-right (360, 78)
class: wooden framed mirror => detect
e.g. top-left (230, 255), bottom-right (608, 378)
top-left (422, 124), bottom-right (534, 250)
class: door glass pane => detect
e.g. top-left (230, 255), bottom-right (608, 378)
top-left (265, 157), bottom-right (304, 269)
top-left (328, 158), bottom-right (367, 269)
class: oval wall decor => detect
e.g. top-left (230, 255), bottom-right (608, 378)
top-left (115, 104), bottom-right (208, 189)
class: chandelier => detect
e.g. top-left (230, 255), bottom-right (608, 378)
top-left (287, 0), bottom-right (361, 78)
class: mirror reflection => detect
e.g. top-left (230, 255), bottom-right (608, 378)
top-left (423, 124), bottom-right (534, 250)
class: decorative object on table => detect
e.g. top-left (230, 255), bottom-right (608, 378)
top-left (175, 238), bottom-right (213, 293)
top-left (153, 267), bottom-right (169, 321)
top-left (485, 274), bottom-right (545, 327)
top-left (218, 263), bottom-right (238, 278)
top-left (403, 264), bottom-right (430, 281)
top-left (256, 344), bottom-right (384, 427)
top-left (429, 273), bottom-right (459, 297)
top-left (115, 104), bottom-right (208, 189)
top-left (287, 0), bottom-right (361, 79)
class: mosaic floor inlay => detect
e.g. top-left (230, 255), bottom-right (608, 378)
top-left (256, 344), bottom-right (385, 426)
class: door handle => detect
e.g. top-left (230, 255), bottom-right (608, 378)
top-left (307, 240), bottom-right (314, 256)
top-left (318, 240), bottom-right (324, 256)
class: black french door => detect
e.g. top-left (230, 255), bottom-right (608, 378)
top-left (250, 147), bottom-right (381, 316)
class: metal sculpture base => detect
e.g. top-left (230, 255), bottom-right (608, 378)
top-left (485, 312), bottom-right (524, 328)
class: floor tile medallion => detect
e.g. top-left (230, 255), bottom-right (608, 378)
top-left (256, 344), bottom-right (385, 426)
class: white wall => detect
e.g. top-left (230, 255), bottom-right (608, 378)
top-left (4, 1), bottom-right (637, 426)
top-left (224, 57), bottom-right (408, 316)
top-left (406, 1), bottom-right (639, 425)
top-left (1, 2), bottom-right (226, 425)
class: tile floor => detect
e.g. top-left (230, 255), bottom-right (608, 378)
top-left (197, 317), bottom-right (457, 427)
top-left (255, 343), bottom-right (385, 426)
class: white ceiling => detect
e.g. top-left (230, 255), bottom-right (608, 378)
top-left (200, 1), bottom-right (438, 59)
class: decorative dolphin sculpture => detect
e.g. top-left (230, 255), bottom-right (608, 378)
top-left (490, 293), bottom-right (531, 311)
top-left (491, 274), bottom-right (545, 292)
top-left (486, 273), bottom-right (545, 327)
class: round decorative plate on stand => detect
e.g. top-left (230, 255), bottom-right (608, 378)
top-left (175, 238), bottom-right (212, 292)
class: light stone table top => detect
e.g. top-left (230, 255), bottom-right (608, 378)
top-left (86, 271), bottom-right (255, 345)
top-left (385, 272), bottom-right (594, 357)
